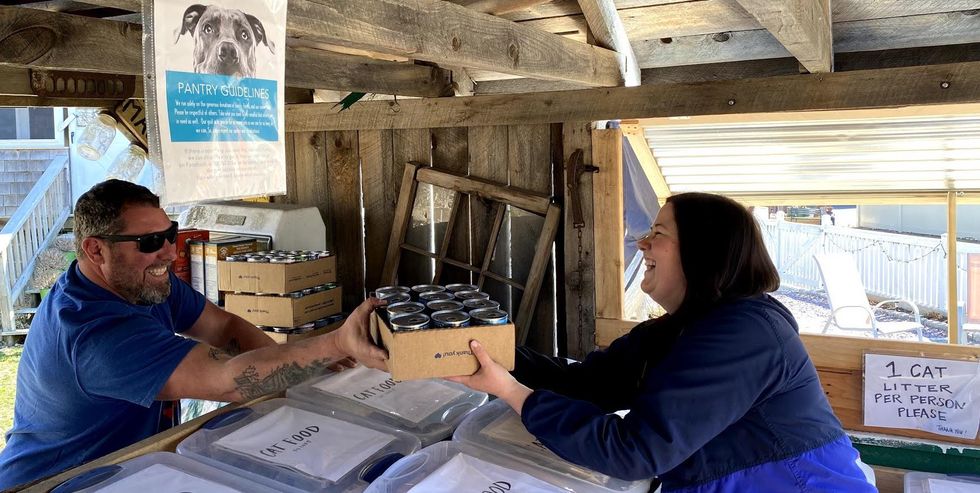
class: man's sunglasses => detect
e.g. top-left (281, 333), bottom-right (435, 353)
top-left (92, 221), bottom-right (179, 253)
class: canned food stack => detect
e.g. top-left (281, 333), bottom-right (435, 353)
top-left (375, 284), bottom-right (510, 332)
top-left (370, 284), bottom-right (516, 381)
top-left (219, 251), bottom-right (342, 336)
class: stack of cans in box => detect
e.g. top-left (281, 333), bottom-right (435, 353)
top-left (376, 284), bottom-right (509, 331)
top-left (225, 250), bottom-right (340, 336)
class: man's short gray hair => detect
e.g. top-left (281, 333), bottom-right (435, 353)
top-left (73, 180), bottom-right (160, 257)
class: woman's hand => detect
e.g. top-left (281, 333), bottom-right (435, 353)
top-left (447, 340), bottom-right (532, 414)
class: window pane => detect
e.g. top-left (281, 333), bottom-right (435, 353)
top-left (28, 108), bottom-right (55, 139)
top-left (0, 108), bottom-right (16, 139)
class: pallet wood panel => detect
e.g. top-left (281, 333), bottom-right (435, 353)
top-left (290, 132), bottom-right (331, 241)
top-left (325, 131), bottom-right (365, 310)
top-left (561, 122), bottom-right (596, 359)
top-left (468, 126), bottom-right (511, 309)
top-left (360, 130), bottom-right (397, 292)
top-left (508, 124), bottom-right (556, 354)
top-left (431, 127), bottom-right (472, 284)
top-left (391, 129), bottom-right (433, 285)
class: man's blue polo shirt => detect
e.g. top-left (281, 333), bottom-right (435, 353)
top-left (0, 262), bottom-right (204, 489)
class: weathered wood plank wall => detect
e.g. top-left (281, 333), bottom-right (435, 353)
top-left (280, 124), bottom-right (593, 357)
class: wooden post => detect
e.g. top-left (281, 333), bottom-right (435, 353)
top-left (948, 190), bottom-right (960, 344)
top-left (591, 128), bottom-right (624, 321)
top-left (561, 122), bottom-right (596, 359)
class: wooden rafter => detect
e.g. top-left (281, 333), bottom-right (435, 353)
top-left (577, 0), bottom-right (640, 86)
top-left (286, 61), bottom-right (980, 131)
top-left (75, 0), bottom-right (624, 87)
top-left (460, 0), bottom-right (553, 16)
top-left (0, 5), bottom-right (453, 98)
top-left (732, 0), bottom-right (833, 73)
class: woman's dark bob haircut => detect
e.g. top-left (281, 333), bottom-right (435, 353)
top-left (665, 192), bottom-right (780, 312)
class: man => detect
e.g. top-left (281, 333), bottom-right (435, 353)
top-left (0, 180), bottom-right (387, 489)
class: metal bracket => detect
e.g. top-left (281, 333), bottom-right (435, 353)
top-left (30, 70), bottom-right (136, 100)
top-left (565, 148), bottom-right (599, 228)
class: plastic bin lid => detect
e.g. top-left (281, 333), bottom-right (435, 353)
top-left (176, 398), bottom-right (421, 493)
top-left (287, 366), bottom-right (487, 446)
top-left (453, 399), bottom-right (651, 493)
top-left (51, 452), bottom-right (277, 493)
top-left (365, 441), bottom-right (648, 493)
top-left (904, 471), bottom-right (980, 493)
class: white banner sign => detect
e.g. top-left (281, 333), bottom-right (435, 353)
top-left (147, 0), bottom-right (287, 204)
top-left (863, 353), bottom-right (980, 439)
top-left (96, 464), bottom-right (242, 493)
top-left (312, 366), bottom-right (466, 424)
top-left (215, 406), bottom-right (394, 481)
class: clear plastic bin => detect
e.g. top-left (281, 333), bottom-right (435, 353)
top-left (287, 366), bottom-right (488, 446)
top-left (453, 399), bottom-right (652, 493)
top-left (51, 451), bottom-right (277, 493)
top-left (904, 471), bottom-right (980, 492)
top-left (176, 398), bottom-right (421, 493)
top-left (364, 441), bottom-right (648, 493)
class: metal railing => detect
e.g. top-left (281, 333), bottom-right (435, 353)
top-left (759, 219), bottom-right (980, 315)
top-left (0, 156), bottom-right (72, 333)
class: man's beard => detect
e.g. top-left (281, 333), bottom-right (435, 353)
top-left (108, 267), bottom-right (171, 305)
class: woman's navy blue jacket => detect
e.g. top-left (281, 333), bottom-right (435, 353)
top-left (514, 295), bottom-right (876, 492)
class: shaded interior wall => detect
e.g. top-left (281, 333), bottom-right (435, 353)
top-left (277, 125), bottom-right (595, 357)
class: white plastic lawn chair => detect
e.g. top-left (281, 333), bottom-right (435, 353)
top-left (813, 253), bottom-right (925, 341)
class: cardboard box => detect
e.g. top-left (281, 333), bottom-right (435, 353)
top-left (189, 240), bottom-right (206, 296)
top-left (370, 311), bottom-right (515, 381)
top-left (217, 256), bottom-right (337, 294)
top-left (173, 229), bottom-right (209, 285)
top-left (263, 320), bottom-right (343, 344)
top-left (225, 287), bottom-right (342, 327)
top-left (204, 237), bottom-right (260, 305)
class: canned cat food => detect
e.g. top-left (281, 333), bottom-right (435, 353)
top-left (386, 301), bottom-right (425, 318)
top-left (390, 313), bottom-right (430, 331)
top-left (454, 290), bottom-right (491, 301)
top-left (445, 283), bottom-right (478, 293)
top-left (381, 292), bottom-right (411, 304)
top-left (463, 298), bottom-right (501, 310)
top-left (427, 300), bottom-right (465, 312)
top-left (470, 308), bottom-right (509, 326)
top-left (419, 291), bottom-right (455, 302)
top-left (411, 284), bottom-right (446, 295)
top-left (246, 257), bottom-right (270, 263)
top-left (431, 310), bottom-right (470, 328)
top-left (376, 286), bottom-right (412, 298)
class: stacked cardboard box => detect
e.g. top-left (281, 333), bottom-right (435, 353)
top-left (219, 253), bottom-right (341, 328)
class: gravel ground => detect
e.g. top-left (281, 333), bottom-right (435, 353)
top-left (771, 286), bottom-right (960, 344)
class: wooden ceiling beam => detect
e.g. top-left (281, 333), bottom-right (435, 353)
top-left (577, 0), bottom-right (640, 86)
top-left (0, 6), bottom-right (453, 98)
top-left (460, 0), bottom-right (554, 16)
top-left (74, 0), bottom-right (624, 86)
top-left (286, 60), bottom-right (980, 131)
top-left (636, 11), bottom-right (980, 69)
top-left (732, 0), bottom-right (833, 73)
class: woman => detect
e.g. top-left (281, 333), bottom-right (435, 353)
top-left (451, 192), bottom-right (875, 492)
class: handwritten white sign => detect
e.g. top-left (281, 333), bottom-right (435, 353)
top-left (864, 354), bottom-right (980, 439)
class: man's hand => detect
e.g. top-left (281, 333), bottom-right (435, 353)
top-left (447, 340), bottom-right (532, 414)
top-left (335, 298), bottom-right (389, 370)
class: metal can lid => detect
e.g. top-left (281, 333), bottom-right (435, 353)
top-left (445, 283), bottom-right (479, 293)
top-left (302, 288), bottom-right (315, 295)
top-left (411, 284), bottom-right (446, 294)
top-left (246, 257), bottom-right (270, 263)
top-left (286, 291), bottom-right (304, 298)
top-left (431, 310), bottom-right (470, 324)
top-left (455, 290), bottom-right (490, 301)
top-left (382, 292), bottom-right (411, 304)
top-left (386, 301), bottom-right (425, 315)
top-left (463, 298), bottom-right (500, 310)
top-left (225, 255), bottom-right (242, 262)
top-left (390, 313), bottom-right (430, 329)
top-left (269, 257), bottom-right (291, 263)
top-left (377, 285), bottom-right (412, 294)
top-left (427, 300), bottom-right (464, 312)
top-left (419, 291), bottom-right (454, 302)
top-left (470, 308), bottom-right (509, 323)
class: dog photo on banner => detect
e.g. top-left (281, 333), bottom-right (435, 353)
top-left (142, 0), bottom-right (287, 205)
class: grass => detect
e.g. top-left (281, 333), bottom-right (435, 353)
top-left (0, 346), bottom-right (22, 452)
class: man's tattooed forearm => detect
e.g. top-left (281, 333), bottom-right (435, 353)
top-left (233, 358), bottom-right (333, 400)
top-left (208, 338), bottom-right (243, 361)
